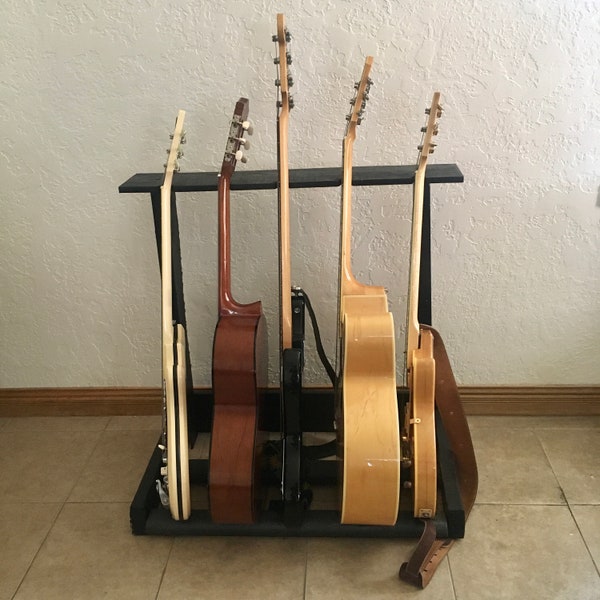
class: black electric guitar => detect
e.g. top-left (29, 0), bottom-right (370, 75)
top-left (155, 110), bottom-right (191, 521)
top-left (273, 13), bottom-right (310, 526)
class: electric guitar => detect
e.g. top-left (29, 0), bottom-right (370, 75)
top-left (209, 98), bottom-right (268, 524)
top-left (273, 14), bottom-right (309, 526)
top-left (403, 92), bottom-right (443, 519)
top-left (156, 110), bottom-right (191, 521)
top-left (335, 57), bottom-right (401, 526)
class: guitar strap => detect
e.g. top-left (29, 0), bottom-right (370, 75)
top-left (400, 325), bottom-right (478, 588)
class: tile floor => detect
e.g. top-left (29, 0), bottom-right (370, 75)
top-left (0, 414), bottom-right (598, 599)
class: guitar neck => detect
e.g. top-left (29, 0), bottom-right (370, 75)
top-left (217, 174), bottom-right (235, 314)
top-left (278, 108), bottom-right (292, 350)
top-left (406, 165), bottom-right (426, 363)
top-left (406, 91), bottom-right (442, 366)
top-left (160, 183), bottom-right (174, 348)
top-left (339, 136), bottom-right (358, 300)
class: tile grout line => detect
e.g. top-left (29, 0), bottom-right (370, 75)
top-left (154, 537), bottom-right (176, 600)
top-left (565, 504), bottom-right (600, 579)
top-left (10, 501), bottom-right (68, 600)
top-left (534, 429), bottom-right (600, 578)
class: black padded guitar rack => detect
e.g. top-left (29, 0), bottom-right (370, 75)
top-left (119, 163), bottom-right (465, 538)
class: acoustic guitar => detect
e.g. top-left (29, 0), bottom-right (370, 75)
top-left (336, 57), bottom-right (401, 526)
top-left (403, 92), bottom-right (443, 519)
top-left (156, 110), bottom-right (191, 521)
top-left (209, 98), bottom-right (268, 524)
top-left (273, 13), bottom-right (309, 526)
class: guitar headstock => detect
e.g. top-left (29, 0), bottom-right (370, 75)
top-left (164, 109), bottom-right (186, 177)
top-left (345, 56), bottom-right (373, 141)
top-left (417, 92), bottom-right (442, 169)
top-left (220, 97), bottom-right (252, 178)
top-left (273, 13), bottom-right (294, 113)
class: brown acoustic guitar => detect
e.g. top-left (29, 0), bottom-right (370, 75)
top-left (402, 92), bottom-right (443, 519)
top-left (209, 98), bottom-right (268, 524)
top-left (335, 57), bottom-right (401, 526)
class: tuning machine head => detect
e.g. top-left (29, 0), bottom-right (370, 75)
top-left (242, 120), bottom-right (253, 135)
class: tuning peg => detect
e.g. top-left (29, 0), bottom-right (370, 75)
top-left (275, 78), bottom-right (281, 87)
top-left (235, 150), bottom-right (244, 161)
top-left (289, 96), bottom-right (295, 109)
top-left (177, 150), bottom-right (184, 158)
top-left (287, 75), bottom-right (294, 87)
top-left (286, 52), bottom-right (292, 65)
top-left (432, 123), bottom-right (439, 135)
top-left (242, 121), bottom-right (253, 135)
top-left (272, 34), bottom-right (278, 42)
top-left (237, 138), bottom-right (250, 149)
top-left (274, 56), bottom-right (280, 65)
top-left (285, 29), bottom-right (291, 42)
top-left (437, 104), bottom-right (443, 117)
top-left (354, 81), bottom-right (360, 90)
top-left (180, 131), bottom-right (187, 144)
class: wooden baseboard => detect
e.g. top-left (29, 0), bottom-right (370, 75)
top-left (0, 385), bottom-right (599, 418)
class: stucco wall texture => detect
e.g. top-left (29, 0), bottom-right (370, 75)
top-left (1, 1), bottom-right (598, 388)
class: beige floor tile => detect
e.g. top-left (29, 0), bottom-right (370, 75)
top-left (68, 429), bottom-right (161, 503)
top-left (158, 536), bottom-right (307, 599)
top-left (13, 503), bottom-right (172, 600)
top-left (0, 418), bottom-right (9, 431)
top-left (304, 537), bottom-right (455, 599)
top-left (537, 429), bottom-right (600, 505)
top-left (449, 504), bottom-right (599, 600)
top-left (0, 502), bottom-right (62, 600)
top-left (3, 416), bottom-right (110, 432)
top-left (106, 415), bottom-right (162, 431)
top-left (0, 430), bottom-right (101, 503)
top-left (471, 427), bottom-right (564, 504)
top-left (571, 505), bottom-right (600, 570)
top-left (468, 416), bottom-right (600, 429)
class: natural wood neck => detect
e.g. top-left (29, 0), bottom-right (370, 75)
top-left (339, 136), bottom-right (363, 298)
top-left (406, 165), bottom-right (426, 366)
top-left (278, 108), bottom-right (292, 350)
top-left (160, 184), bottom-right (174, 348)
top-left (217, 174), bottom-right (242, 315)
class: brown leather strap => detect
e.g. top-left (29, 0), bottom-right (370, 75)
top-left (400, 326), bottom-right (478, 588)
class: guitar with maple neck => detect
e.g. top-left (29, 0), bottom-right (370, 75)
top-left (402, 92), bottom-right (443, 519)
top-left (273, 14), bottom-right (310, 526)
top-left (155, 110), bottom-right (191, 521)
top-left (335, 57), bottom-right (401, 526)
top-left (209, 98), bottom-right (268, 524)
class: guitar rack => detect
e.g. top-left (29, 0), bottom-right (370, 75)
top-left (119, 163), bottom-right (465, 539)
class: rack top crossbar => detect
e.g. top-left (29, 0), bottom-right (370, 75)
top-left (119, 164), bottom-right (463, 194)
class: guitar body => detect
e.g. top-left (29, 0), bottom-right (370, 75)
top-left (407, 328), bottom-right (437, 518)
top-left (164, 323), bottom-right (191, 520)
top-left (208, 98), bottom-right (267, 524)
top-left (340, 292), bottom-right (400, 525)
top-left (210, 306), bottom-right (268, 523)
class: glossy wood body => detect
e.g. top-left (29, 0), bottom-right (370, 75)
top-left (210, 311), bottom-right (267, 523)
top-left (336, 58), bottom-right (400, 526)
top-left (209, 99), bottom-right (268, 524)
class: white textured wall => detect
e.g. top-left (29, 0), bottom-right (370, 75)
top-left (1, 0), bottom-right (598, 388)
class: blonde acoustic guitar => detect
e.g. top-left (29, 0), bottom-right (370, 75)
top-left (403, 92), bottom-right (443, 519)
top-left (155, 110), bottom-right (191, 521)
top-left (336, 57), bottom-right (401, 526)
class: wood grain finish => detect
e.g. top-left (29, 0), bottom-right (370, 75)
top-left (208, 98), bottom-right (268, 524)
top-left (336, 57), bottom-right (401, 526)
